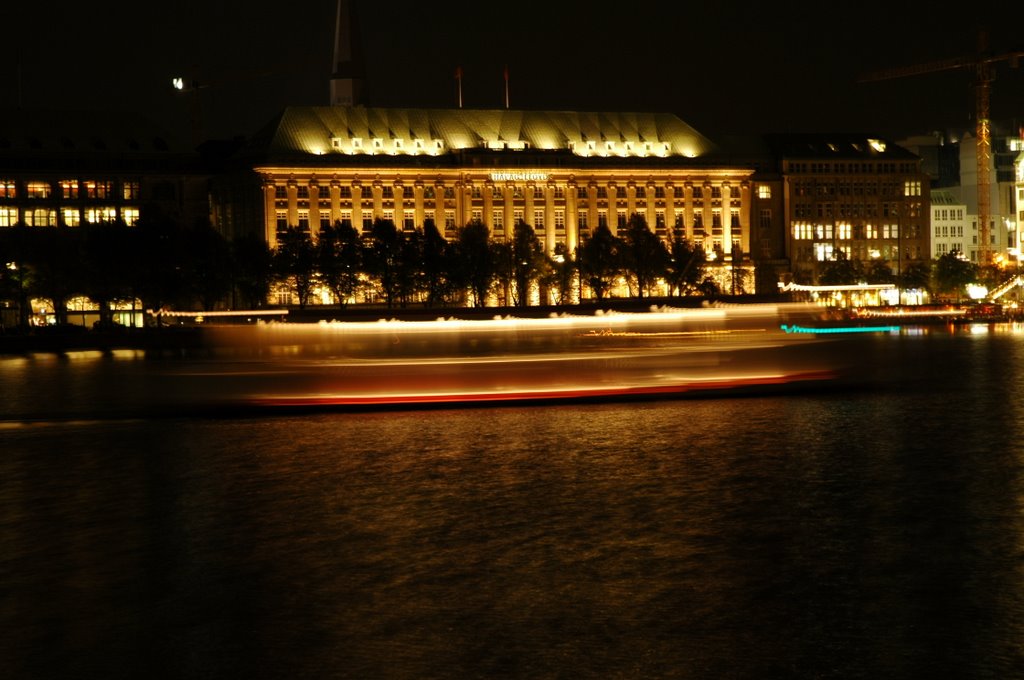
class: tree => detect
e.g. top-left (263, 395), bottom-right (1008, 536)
top-left (934, 250), bottom-right (976, 302)
top-left (452, 220), bottom-right (494, 307)
top-left (510, 221), bottom-right (545, 307)
top-left (0, 225), bottom-right (38, 329)
top-left (620, 214), bottom-right (668, 299)
top-left (80, 221), bottom-right (134, 327)
top-left (317, 220), bottom-right (362, 309)
top-left (420, 219), bottom-right (453, 307)
top-left (549, 242), bottom-right (577, 305)
top-left (231, 233), bottom-right (273, 309)
top-left (273, 226), bottom-right (317, 309)
top-left (184, 221), bottom-right (233, 312)
top-left (664, 234), bottom-right (706, 297)
top-left (134, 208), bottom-right (187, 323)
top-left (817, 251), bottom-right (863, 286)
top-left (31, 226), bottom-right (81, 326)
top-left (362, 218), bottom-right (404, 308)
top-left (864, 259), bottom-right (895, 284)
top-left (577, 223), bottom-right (622, 302)
top-left (899, 261), bottom-right (932, 296)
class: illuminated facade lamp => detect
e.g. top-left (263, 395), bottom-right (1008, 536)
top-left (966, 283), bottom-right (988, 300)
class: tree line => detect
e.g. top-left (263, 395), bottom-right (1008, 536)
top-left (0, 207), bottom-right (1005, 331)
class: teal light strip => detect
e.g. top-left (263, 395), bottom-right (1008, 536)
top-left (780, 324), bottom-right (900, 335)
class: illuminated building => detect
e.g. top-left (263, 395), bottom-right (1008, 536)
top-left (211, 105), bottom-right (756, 265)
top-left (0, 109), bottom-right (206, 230)
top-left (764, 134), bottom-right (931, 285)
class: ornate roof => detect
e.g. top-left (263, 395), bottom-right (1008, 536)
top-left (251, 106), bottom-right (720, 163)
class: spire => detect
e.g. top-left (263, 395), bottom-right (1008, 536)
top-left (331, 0), bottom-right (365, 106)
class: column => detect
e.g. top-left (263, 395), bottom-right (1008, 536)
top-left (544, 183), bottom-right (556, 254)
top-left (309, 180), bottom-right (321, 240)
top-left (286, 181), bottom-right (298, 228)
top-left (566, 181), bottom-right (579, 254)
top-left (262, 180), bottom-right (277, 248)
top-left (607, 183), bottom-right (618, 236)
top-left (352, 181), bottom-right (364, 232)
top-left (503, 183), bottom-right (514, 240)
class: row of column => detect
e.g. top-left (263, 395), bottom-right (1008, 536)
top-left (263, 178), bottom-right (749, 254)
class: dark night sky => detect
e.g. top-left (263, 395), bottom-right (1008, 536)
top-left (5, 1), bottom-right (1024, 147)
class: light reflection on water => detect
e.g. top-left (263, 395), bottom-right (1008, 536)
top-left (2, 327), bottom-right (1024, 678)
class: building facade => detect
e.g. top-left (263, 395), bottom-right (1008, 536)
top-left (930, 190), bottom-right (970, 258)
top-left (0, 110), bottom-right (207, 232)
top-left (214, 107), bottom-right (754, 259)
top-left (764, 134), bottom-right (931, 284)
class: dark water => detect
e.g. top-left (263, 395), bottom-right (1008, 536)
top-left (3, 326), bottom-right (1024, 679)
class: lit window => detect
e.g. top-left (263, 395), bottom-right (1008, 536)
top-left (0, 207), bottom-right (19, 226)
top-left (122, 208), bottom-right (139, 226)
top-left (62, 208), bottom-right (80, 226)
top-left (83, 181), bottom-right (112, 199)
top-left (122, 181), bottom-right (140, 200)
top-left (61, 180), bottom-right (79, 199)
top-left (758, 185), bottom-right (771, 199)
top-left (26, 182), bottom-right (51, 199)
top-left (320, 211), bottom-right (331, 228)
top-left (492, 209), bottom-right (503, 229)
top-left (534, 209), bottom-right (545, 228)
top-left (27, 208), bottom-right (57, 226)
top-left (0, 181), bottom-right (15, 198)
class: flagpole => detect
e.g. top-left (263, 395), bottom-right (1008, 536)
top-left (456, 65), bottom-right (463, 108)
top-left (504, 64), bottom-right (509, 109)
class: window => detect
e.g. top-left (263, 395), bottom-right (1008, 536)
top-left (758, 185), bottom-right (771, 199)
top-left (320, 211), bottom-right (331, 228)
top-left (759, 208), bottom-right (772, 229)
top-left (297, 186), bottom-right (309, 199)
top-left (554, 210), bottom-right (565, 230)
top-left (61, 208), bottom-right (80, 226)
top-left (403, 211), bottom-right (415, 230)
top-left (340, 211), bottom-right (352, 228)
top-left (26, 182), bottom-right (51, 199)
top-left (84, 207), bottom-right (117, 223)
top-left (340, 186), bottom-right (352, 199)
top-left (493, 210), bottom-right (504, 229)
top-left (444, 210), bottom-right (455, 230)
top-left (0, 207), bottom-right (18, 226)
top-left (276, 210), bottom-right (287, 230)
top-left (60, 180), bottom-right (79, 199)
top-left (904, 180), bottom-right (922, 197)
top-left (27, 208), bottom-right (57, 226)
top-left (578, 211), bottom-right (588, 229)
top-left (617, 211), bottom-right (626, 228)
top-left (298, 210), bottom-right (309, 229)
top-left (792, 223), bottom-right (813, 240)
top-left (84, 181), bottom-right (112, 199)
top-left (122, 208), bottom-right (139, 226)
top-left (534, 209), bottom-right (545, 228)
top-left (513, 209), bottom-right (524, 224)
top-left (0, 181), bottom-right (15, 198)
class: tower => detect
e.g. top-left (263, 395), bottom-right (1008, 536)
top-left (330, 0), bottom-right (365, 106)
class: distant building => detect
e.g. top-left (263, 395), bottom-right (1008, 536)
top-left (760, 134), bottom-right (931, 286)
top-left (0, 109), bottom-right (207, 230)
top-left (930, 190), bottom-right (970, 259)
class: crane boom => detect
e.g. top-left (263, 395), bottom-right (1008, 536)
top-left (859, 30), bottom-right (1024, 265)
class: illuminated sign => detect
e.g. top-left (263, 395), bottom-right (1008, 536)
top-left (489, 171), bottom-right (548, 182)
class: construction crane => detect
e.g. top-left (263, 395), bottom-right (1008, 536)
top-left (859, 29), bottom-right (1024, 265)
